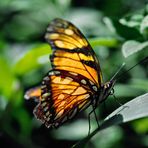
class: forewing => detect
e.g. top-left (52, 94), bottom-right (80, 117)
top-left (45, 18), bottom-right (103, 86)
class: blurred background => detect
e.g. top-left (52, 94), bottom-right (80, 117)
top-left (0, 0), bottom-right (148, 148)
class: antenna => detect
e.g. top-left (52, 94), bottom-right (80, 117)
top-left (115, 56), bottom-right (148, 81)
top-left (111, 63), bottom-right (125, 81)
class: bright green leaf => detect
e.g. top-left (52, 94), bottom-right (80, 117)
top-left (121, 40), bottom-right (148, 58)
top-left (0, 57), bottom-right (16, 98)
top-left (13, 44), bottom-right (51, 75)
top-left (89, 37), bottom-right (119, 48)
top-left (140, 15), bottom-right (148, 38)
top-left (132, 118), bottom-right (148, 134)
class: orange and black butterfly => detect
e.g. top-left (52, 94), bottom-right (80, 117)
top-left (25, 18), bottom-right (115, 128)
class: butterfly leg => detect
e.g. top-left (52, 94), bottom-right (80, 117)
top-left (93, 107), bottom-right (100, 128)
top-left (110, 88), bottom-right (123, 106)
top-left (88, 111), bottom-right (91, 136)
top-left (88, 105), bottom-right (100, 135)
top-left (112, 94), bottom-right (123, 106)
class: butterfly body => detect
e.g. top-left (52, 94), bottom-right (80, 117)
top-left (25, 18), bottom-right (115, 128)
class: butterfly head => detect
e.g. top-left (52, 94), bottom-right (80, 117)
top-left (99, 80), bottom-right (116, 103)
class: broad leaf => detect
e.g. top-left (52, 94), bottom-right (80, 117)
top-left (13, 44), bottom-right (51, 75)
top-left (121, 40), bottom-right (148, 58)
top-left (73, 93), bottom-right (148, 148)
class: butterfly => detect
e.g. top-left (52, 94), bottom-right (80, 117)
top-left (25, 18), bottom-right (115, 128)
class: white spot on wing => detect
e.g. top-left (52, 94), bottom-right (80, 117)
top-left (54, 71), bottom-right (60, 75)
top-left (41, 102), bottom-right (47, 107)
top-left (44, 106), bottom-right (48, 112)
top-left (81, 79), bottom-right (87, 84)
top-left (49, 71), bottom-right (55, 75)
top-left (41, 85), bottom-right (46, 89)
top-left (46, 111), bottom-right (50, 116)
top-left (69, 72), bottom-right (78, 76)
top-left (93, 86), bottom-right (98, 92)
top-left (66, 77), bottom-right (73, 81)
top-left (42, 93), bottom-right (50, 98)
top-left (89, 80), bottom-right (94, 85)
top-left (43, 76), bottom-right (49, 81)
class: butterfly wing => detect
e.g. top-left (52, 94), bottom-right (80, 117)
top-left (24, 86), bottom-right (41, 101)
top-left (45, 18), bottom-right (103, 86)
top-left (34, 70), bottom-right (99, 128)
top-left (27, 18), bottom-right (104, 128)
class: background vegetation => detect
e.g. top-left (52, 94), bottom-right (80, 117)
top-left (0, 0), bottom-right (148, 148)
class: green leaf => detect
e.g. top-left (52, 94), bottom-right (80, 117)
top-left (13, 44), bottom-right (51, 75)
top-left (73, 93), bottom-right (148, 148)
top-left (113, 20), bottom-right (142, 40)
top-left (89, 37), bottom-right (119, 48)
top-left (52, 120), bottom-right (88, 140)
top-left (90, 126), bottom-right (123, 148)
top-left (132, 118), bottom-right (148, 134)
top-left (114, 84), bottom-right (145, 98)
top-left (130, 79), bottom-right (148, 92)
top-left (0, 57), bottom-right (16, 98)
top-left (119, 14), bottom-right (143, 28)
top-left (140, 15), bottom-right (148, 38)
top-left (121, 40), bottom-right (148, 58)
top-left (13, 108), bottom-right (32, 136)
top-left (67, 8), bottom-right (116, 37)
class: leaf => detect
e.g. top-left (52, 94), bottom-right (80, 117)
top-left (0, 57), bottom-right (16, 98)
top-left (121, 40), bottom-right (148, 58)
top-left (132, 118), bottom-right (148, 134)
top-left (119, 14), bottom-right (143, 28)
top-left (52, 120), bottom-right (88, 140)
top-left (13, 44), bottom-right (51, 75)
top-left (90, 126), bottom-right (123, 148)
top-left (13, 108), bottom-right (32, 136)
top-left (1, 0), bottom-right (64, 41)
top-left (104, 93), bottom-right (148, 124)
top-left (140, 15), bottom-right (148, 38)
top-left (73, 93), bottom-right (148, 148)
top-left (114, 84), bottom-right (145, 98)
top-left (67, 8), bottom-right (116, 37)
top-left (89, 37), bottom-right (119, 48)
top-left (130, 79), bottom-right (148, 92)
top-left (113, 20), bottom-right (142, 40)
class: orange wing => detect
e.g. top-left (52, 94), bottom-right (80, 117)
top-left (34, 70), bottom-right (99, 128)
top-left (26, 18), bottom-right (104, 128)
top-left (45, 18), bottom-right (103, 86)
top-left (24, 86), bottom-right (41, 101)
